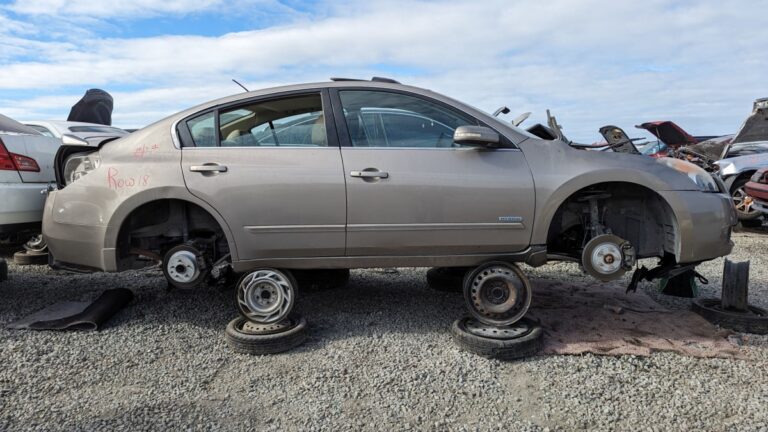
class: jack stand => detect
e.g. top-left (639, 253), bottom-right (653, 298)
top-left (692, 259), bottom-right (768, 334)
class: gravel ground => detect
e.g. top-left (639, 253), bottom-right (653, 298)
top-left (1, 233), bottom-right (767, 431)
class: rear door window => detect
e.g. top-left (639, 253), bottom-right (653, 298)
top-left (219, 94), bottom-right (327, 147)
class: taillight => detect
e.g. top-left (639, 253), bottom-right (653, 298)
top-left (0, 138), bottom-right (40, 172)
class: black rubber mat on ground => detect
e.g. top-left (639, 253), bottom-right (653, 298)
top-left (8, 288), bottom-right (133, 331)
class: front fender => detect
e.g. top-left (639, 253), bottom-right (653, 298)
top-left (530, 169), bottom-right (691, 245)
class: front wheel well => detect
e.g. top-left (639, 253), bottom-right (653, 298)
top-left (727, 171), bottom-right (756, 192)
top-left (546, 182), bottom-right (678, 261)
top-left (115, 199), bottom-right (231, 271)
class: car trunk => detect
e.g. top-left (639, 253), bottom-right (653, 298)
top-left (1, 114), bottom-right (60, 183)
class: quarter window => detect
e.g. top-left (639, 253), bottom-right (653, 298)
top-left (186, 112), bottom-right (216, 147)
top-left (339, 90), bottom-right (478, 148)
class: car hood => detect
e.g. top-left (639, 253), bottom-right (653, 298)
top-left (731, 103), bottom-right (768, 145)
top-left (636, 121), bottom-right (697, 147)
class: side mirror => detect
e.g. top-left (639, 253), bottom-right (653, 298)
top-left (453, 126), bottom-right (500, 147)
top-left (61, 134), bottom-right (90, 146)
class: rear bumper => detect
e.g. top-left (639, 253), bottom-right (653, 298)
top-left (0, 182), bottom-right (47, 232)
top-left (658, 190), bottom-right (736, 263)
top-left (42, 191), bottom-right (114, 272)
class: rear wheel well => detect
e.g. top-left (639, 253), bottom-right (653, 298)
top-left (116, 199), bottom-right (230, 271)
top-left (546, 182), bottom-right (678, 261)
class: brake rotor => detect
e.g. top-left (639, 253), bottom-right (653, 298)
top-left (581, 234), bottom-right (629, 282)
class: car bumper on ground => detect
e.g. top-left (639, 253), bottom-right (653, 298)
top-left (0, 182), bottom-right (47, 232)
top-left (658, 190), bottom-right (736, 263)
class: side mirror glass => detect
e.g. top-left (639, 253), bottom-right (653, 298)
top-left (61, 134), bottom-right (90, 146)
top-left (453, 125), bottom-right (500, 147)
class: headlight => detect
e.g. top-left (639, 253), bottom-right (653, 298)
top-left (657, 157), bottom-right (719, 192)
top-left (63, 152), bottom-right (101, 185)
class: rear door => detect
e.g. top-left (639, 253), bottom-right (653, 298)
top-left (180, 90), bottom-right (347, 260)
top-left (332, 89), bottom-right (535, 256)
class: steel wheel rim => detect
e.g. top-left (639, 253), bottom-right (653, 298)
top-left (240, 317), bottom-right (296, 335)
top-left (238, 270), bottom-right (294, 324)
top-left (468, 265), bottom-right (530, 324)
top-left (166, 250), bottom-right (200, 284)
top-left (464, 318), bottom-right (532, 340)
top-left (590, 242), bottom-right (623, 275)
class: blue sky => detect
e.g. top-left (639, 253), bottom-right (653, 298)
top-left (0, 0), bottom-right (765, 142)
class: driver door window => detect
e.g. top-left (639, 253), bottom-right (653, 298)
top-left (339, 90), bottom-right (477, 148)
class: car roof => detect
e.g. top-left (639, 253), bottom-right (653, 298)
top-left (177, 80), bottom-right (434, 117)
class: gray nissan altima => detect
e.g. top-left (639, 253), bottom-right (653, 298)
top-left (42, 77), bottom-right (736, 354)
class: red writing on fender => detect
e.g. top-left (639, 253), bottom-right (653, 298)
top-left (107, 167), bottom-right (150, 190)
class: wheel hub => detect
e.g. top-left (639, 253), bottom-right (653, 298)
top-left (590, 242), bottom-right (622, 275)
top-left (166, 250), bottom-right (200, 284)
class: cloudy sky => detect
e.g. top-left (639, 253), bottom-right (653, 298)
top-left (0, 0), bottom-right (765, 141)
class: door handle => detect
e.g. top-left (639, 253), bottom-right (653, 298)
top-left (190, 164), bottom-right (228, 173)
top-left (350, 170), bottom-right (389, 179)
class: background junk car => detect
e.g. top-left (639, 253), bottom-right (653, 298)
top-left (42, 79), bottom-right (736, 344)
top-left (0, 114), bottom-right (62, 244)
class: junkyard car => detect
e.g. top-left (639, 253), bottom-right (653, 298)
top-left (0, 114), bottom-right (62, 243)
top-left (673, 98), bottom-right (768, 221)
top-left (745, 168), bottom-right (768, 215)
top-left (43, 78), bottom-right (736, 330)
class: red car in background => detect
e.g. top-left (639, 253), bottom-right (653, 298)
top-left (745, 168), bottom-right (768, 215)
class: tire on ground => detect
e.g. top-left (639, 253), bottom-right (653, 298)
top-left (225, 315), bottom-right (308, 355)
top-left (692, 298), bottom-right (768, 335)
top-left (13, 250), bottom-right (48, 266)
top-left (426, 267), bottom-right (471, 292)
top-left (451, 316), bottom-right (543, 360)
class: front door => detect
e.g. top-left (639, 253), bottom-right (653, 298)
top-left (180, 90), bottom-right (346, 260)
top-left (334, 89), bottom-right (535, 256)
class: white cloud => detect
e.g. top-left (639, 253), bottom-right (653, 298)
top-left (7, 0), bottom-right (224, 18)
top-left (0, 0), bottom-right (766, 140)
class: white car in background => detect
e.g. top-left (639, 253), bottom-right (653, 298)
top-left (24, 120), bottom-right (128, 145)
top-left (0, 114), bottom-right (62, 244)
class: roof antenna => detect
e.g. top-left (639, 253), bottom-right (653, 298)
top-left (232, 79), bottom-right (249, 92)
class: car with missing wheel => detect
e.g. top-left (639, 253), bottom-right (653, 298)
top-left (42, 78), bottom-right (736, 357)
